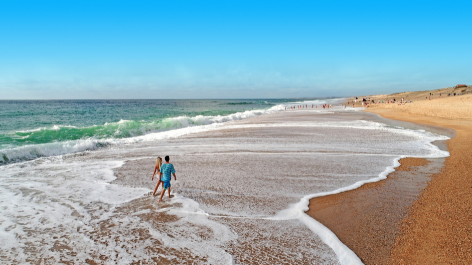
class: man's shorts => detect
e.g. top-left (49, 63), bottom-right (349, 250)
top-left (162, 181), bottom-right (171, 190)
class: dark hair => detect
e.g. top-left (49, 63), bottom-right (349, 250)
top-left (165, 156), bottom-right (170, 162)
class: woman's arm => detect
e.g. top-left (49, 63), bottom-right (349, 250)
top-left (152, 165), bottom-right (159, 180)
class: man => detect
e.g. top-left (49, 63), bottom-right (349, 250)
top-left (158, 156), bottom-right (177, 202)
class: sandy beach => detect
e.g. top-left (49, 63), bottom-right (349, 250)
top-left (308, 87), bottom-right (472, 264)
top-left (307, 157), bottom-right (445, 264)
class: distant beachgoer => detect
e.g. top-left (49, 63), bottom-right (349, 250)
top-left (151, 157), bottom-right (163, 196)
top-left (158, 156), bottom-right (177, 202)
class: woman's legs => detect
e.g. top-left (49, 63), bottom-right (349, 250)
top-left (152, 180), bottom-right (162, 196)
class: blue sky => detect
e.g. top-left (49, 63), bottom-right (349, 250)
top-left (1, 0), bottom-right (471, 99)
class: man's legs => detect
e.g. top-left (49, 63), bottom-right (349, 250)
top-left (158, 188), bottom-right (166, 202)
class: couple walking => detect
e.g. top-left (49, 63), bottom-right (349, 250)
top-left (151, 155), bottom-right (177, 202)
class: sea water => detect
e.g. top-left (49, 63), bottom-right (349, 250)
top-left (0, 99), bottom-right (293, 164)
top-left (0, 99), bottom-right (449, 264)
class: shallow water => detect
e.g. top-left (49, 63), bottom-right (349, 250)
top-left (0, 103), bottom-right (449, 264)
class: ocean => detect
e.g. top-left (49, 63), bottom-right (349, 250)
top-left (0, 99), bottom-right (292, 164)
top-left (0, 99), bottom-right (449, 264)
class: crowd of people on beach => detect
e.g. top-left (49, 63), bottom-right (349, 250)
top-left (285, 104), bottom-right (332, 110)
top-left (348, 96), bottom-right (412, 108)
top-left (350, 88), bottom-right (468, 108)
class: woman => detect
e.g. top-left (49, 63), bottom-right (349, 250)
top-left (151, 157), bottom-right (163, 196)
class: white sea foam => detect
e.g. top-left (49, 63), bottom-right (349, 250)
top-left (15, 124), bottom-right (78, 133)
top-left (0, 159), bottom-right (147, 263)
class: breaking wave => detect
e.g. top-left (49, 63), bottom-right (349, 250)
top-left (0, 105), bottom-right (285, 164)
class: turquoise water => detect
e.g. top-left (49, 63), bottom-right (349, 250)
top-left (0, 99), bottom-right (310, 164)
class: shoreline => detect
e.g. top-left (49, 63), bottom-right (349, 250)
top-left (307, 93), bottom-right (472, 264)
top-left (365, 108), bottom-right (472, 264)
top-left (306, 156), bottom-right (444, 264)
top-left (305, 116), bottom-right (449, 264)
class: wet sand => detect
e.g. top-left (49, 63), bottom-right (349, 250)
top-left (307, 157), bottom-right (442, 264)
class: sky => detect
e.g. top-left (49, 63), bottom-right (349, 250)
top-left (1, 0), bottom-right (471, 99)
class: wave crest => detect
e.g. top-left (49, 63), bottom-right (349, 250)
top-left (0, 105), bottom-right (285, 164)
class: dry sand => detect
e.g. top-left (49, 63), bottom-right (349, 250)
top-left (308, 88), bottom-right (472, 264)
